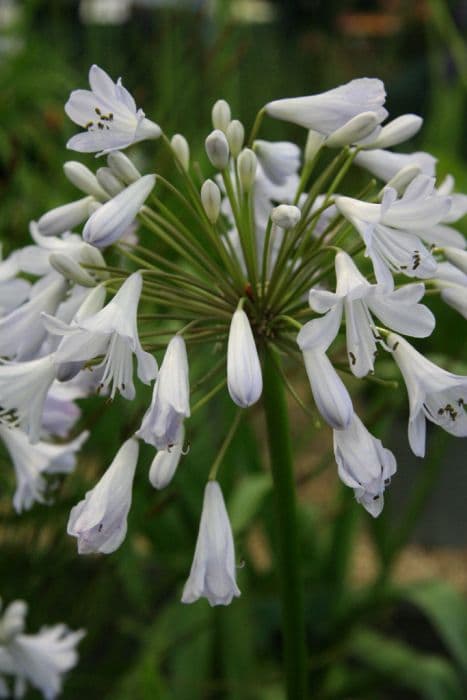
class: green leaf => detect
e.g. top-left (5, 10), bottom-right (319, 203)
top-left (352, 628), bottom-right (465, 700)
top-left (228, 473), bottom-right (272, 535)
top-left (400, 580), bottom-right (467, 675)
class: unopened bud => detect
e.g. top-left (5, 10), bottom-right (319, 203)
top-left (96, 167), bottom-right (125, 197)
top-left (205, 130), bottom-right (230, 170)
top-left (75, 284), bottom-right (107, 323)
top-left (63, 162), bottom-right (108, 200)
top-left (305, 130), bottom-right (325, 163)
top-left (79, 243), bottom-right (109, 279)
top-left (365, 114), bottom-right (423, 150)
top-left (37, 196), bottom-right (94, 237)
top-left (49, 253), bottom-right (96, 287)
top-left (237, 148), bottom-right (257, 191)
top-left (107, 151), bottom-right (141, 184)
top-left (171, 134), bottom-right (190, 171)
top-left (443, 247), bottom-right (467, 275)
top-left (201, 179), bottom-right (221, 224)
top-left (326, 112), bottom-right (380, 148)
top-left (271, 204), bottom-right (301, 229)
top-left (212, 99), bottom-right (231, 132)
top-left (382, 165), bottom-right (421, 197)
top-left (226, 120), bottom-right (244, 157)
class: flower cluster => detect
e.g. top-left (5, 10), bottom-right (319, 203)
top-left (1, 65), bottom-right (466, 606)
top-left (0, 598), bottom-right (84, 699)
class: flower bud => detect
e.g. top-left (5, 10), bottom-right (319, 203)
top-left (305, 130), bottom-right (325, 163)
top-left (237, 148), bottom-right (257, 192)
top-left (63, 161), bottom-right (108, 200)
top-left (49, 253), bottom-right (96, 287)
top-left (37, 196), bottom-right (94, 237)
top-left (107, 151), bottom-right (141, 184)
top-left (382, 165), bottom-right (421, 197)
top-left (365, 114), bottom-right (423, 150)
top-left (226, 119), bottom-right (245, 157)
top-left (149, 425), bottom-right (185, 490)
top-left (271, 204), bottom-right (301, 229)
top-left (171, 133), bottom-right (190, 171)
top-left (96, 167), bottom-right (125, 197)
top-left (227, 308), bottom-right (262, 407)
top-left (78, 243), bottom-right (109, 278)
top-left (83, 174), bottom-right (156, 247)
top-left (443, 247), bottom-right (467, 275)
top-left (326, 112), bottom-right (380, 148)
top-left (201, 179), bottom-right (221, 224)
top-left (212, 99), bottom-right (231, 131)
top-left (205, 130), bottom-right (230, 170)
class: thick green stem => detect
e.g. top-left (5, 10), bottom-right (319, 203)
top-left (262, 347), bottom-right (308, 700)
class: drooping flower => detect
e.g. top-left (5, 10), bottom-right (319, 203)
top-left (265, 78), bottom-right (388, 136)
top-left (308, 251), bottom-right (435, 377)
top-left (148, 424), bottom-right (185, 489)
top-left (333, 413), bottom-right (397, 517)
top-left (67, 437), bottom-right (139, 554)
top-left (388, 333), bottom-right (467, 457)
top-left (52, 272), bottom-right (157, 400)
top-left (136, 335), bottom-right (189, 450)
top-left (227, 309), bottom-right (262, 408)
top-left (182, 480), bottom-right (241, 606)
top-left (297, 306), bottom-right (354, 429)
top-left (65, 64), bottom-right (161, 155)
top-left (0, 425), bottom-right (88, 513)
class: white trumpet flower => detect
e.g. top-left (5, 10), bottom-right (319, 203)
top-left (389, 333), bottom-right (467, 457)
top-left (67, 437), bottom-right (139, 554)
top-left (65, 64), bottom-right (161, 155)
top-left (227, 309), bottom-right (262, 408)
top-left (334, 413), bottom-right (397, 517)
top-left (137, 335), bottom-right (189, 450)
top-left (182, 480), bottom-right (241, 606)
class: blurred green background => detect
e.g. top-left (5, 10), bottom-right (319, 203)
top-left (1, 1), bottom-right (467, 698)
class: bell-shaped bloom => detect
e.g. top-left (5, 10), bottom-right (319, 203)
top-left (82, 174), bottom-right (156, 247)
top-left (253, 140), bottom-right (300, 185)
top-left (433, 262), bottom-right (467, 319)
top-left (0, 425), bottom-right (88, 513)
top-left (182, 480), bottom-right (241, 606)
top-left (0, 274), bottom-right (67, 361)
top-left (265, 78), bottom-right (387, 135)
top-left (65, 64), bottom-right (161, 155)
top-left (52, 273), bottom-right (157, 400)
top-left (334, 413), bottom-right (397, 517)
top-left (335, 175), bottom-right (450, 287)
top-left (68, 437), bottom-right (139, 554)
top-left (149, 424), bottom-right (185, 489)
top-left (227, 309), bottom-right (262, 408)
top-left (297, 306), bottom-right (354, 429)
top-left (308, 251), bottom-right (435, 377)
top-left (0, 354), bottom-right (57, 443)
top-left (0, 599), bottom-right (84, 700)
top-left (389, 333), bottom-right (467, 457)
top-left (136, 335), bottom-right (189, 450)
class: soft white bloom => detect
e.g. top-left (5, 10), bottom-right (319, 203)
top-left (182, 480), bottom-right (241, 606)
top-left (389, 333), bottom-right (467, 457)
top-left (68, 437), bottom-right (139, 554)
top-left (297, 306), bottom-right (354, 429)
top-left (308, 251), bottom-right (435, 377)
top-left (171, 134), bottom-right (190, 171)
top-left (205, 130), bottom-right (230, 170)
top-left (52, 272), bottom-right (157, 400)
top-left (37, 196), bottom-right (94, 237)
top-left (433, 262), bottom-right (467, 319)
top-left (149, 424), bottom-right (185, 489)
top-left (212, 99), bottom-right (231, 131)
top-left (408, 174), bottom-right (467, 250)
top-left (63, 161), bottom-right (108, 200)
top-left (107, 150), bottom-right (141, 184)
top-left (65, 64), bottom-right (161, 155)
top-left (253, 140), bottom-right (300, 185)
top-left (0, 274), bottom-right (67, 360)
top-left (325, 111), bottom-right (381, 148)
top-left (0, 354), bottom-right (57, 443)
top-left (271, 204), bottom-right (301, 229)
top-left (0, 601), bottom-right (27, 644)
top-left (96, 166), bottom-right (124, 197)
top-left (354, 149), bottom-right (436, 183)
top-left (335, 175), bottom-right (450, 286)
top-left (49, 253), bottom-right (96, 287)
top-left (0, 425), bottom-right (88, 513)
top-left (136, 335), bottom-right (189, 450)
top-left (265, 78), bottom-right (388, 134)
top-left (443, 247), bottom-right (467, 274)
top-left (360, 114), bottom-right (423, 150)
top-left (227, 309), bottom-right (262, 408)
top-left (305, 130), bottom-right (325, 162)
top-left (83, 173), bottom-right (156, 247)
top-left (41, 389), bottom-right (81, 438)
top-left (0, 278), bottom-right (31, 316)
top-left (334, 413), bottom-right (397, 517)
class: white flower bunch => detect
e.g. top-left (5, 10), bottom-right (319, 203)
top-left (1, 65), bottom-right (466, 605)
top-left (0, 598), bottom-right (84, 699)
